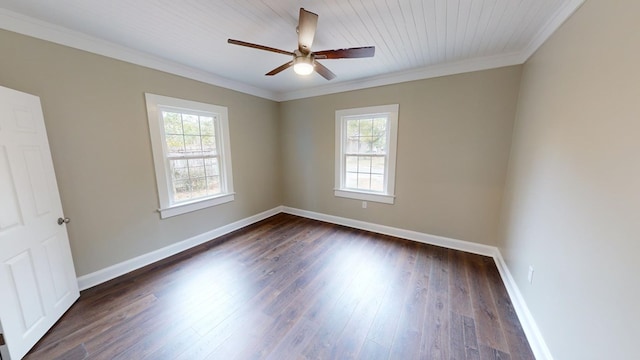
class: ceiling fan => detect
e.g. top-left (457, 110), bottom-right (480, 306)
top-left (228, 8), bottom-right (375, 80)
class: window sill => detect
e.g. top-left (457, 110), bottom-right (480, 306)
top-left (158, 193), bottom-right (235, 219)
top-left (334, 189), bottom-right (395, 204)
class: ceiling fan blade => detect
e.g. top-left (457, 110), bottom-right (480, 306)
top-left (314, 46), bottom-right (375, 59)
top-left (228, 39), bottom-right (294, 56)
top-left (266, 61), bottom-right (294, 76)
top-left (313, 61), bottom-right (336, 80)
top-left (297, 8), bottom-right (318, 54)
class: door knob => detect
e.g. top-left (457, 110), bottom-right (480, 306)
top-left (57, 217), bottom-right (70, 225)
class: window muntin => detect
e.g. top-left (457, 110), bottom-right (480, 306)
top-left (145, 94), bottom-right (234, 218)
top-left (343, 115), bottom-right (388, 193)
top-left (160, 109), bottom-right (222, 203)
top-left (335, 104), bottom-right (398, 204)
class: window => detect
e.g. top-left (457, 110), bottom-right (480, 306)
top-left (145, 93), bottom-right (234, 218)
top-left (335, 104), bottom-right (399, 204)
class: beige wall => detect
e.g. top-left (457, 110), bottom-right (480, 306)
top-left (498, 0), bottom-right (640, 358)
top-left (1, 26), bottom-right (522, 276)
top-left (0, 29), bottom-right (282, 277)
top-left (8, 6), bottom-right (637, 355)
top-left (281, 66), bottom-right (521, 246)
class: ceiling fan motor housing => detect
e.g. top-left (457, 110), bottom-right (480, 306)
top-left (227, 8), bottom-right (373, 80)
top-left (293, 50), bottom-right (315, 75)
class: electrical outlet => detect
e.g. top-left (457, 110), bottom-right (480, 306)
top-left (362, 201), bottom-right (367, 209)
top-left (528, 266), bottom-right (534, 284)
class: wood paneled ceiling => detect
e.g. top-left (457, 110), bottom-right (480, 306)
top-left (0, 0), bottom-right (584, 101)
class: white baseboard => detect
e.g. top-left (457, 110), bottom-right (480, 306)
top-left (492, 250), bottom-right (553, 360)
top-left (76, 206), bottom-right (283, 291)
top-left (76, 204), bottom-right (551, 360)
top-left (283, 206), bottom-right (552, 360)
top-left (282, 206), bottom-right (497, 257)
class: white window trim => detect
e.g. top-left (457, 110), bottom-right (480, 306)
top-left (145, 93), bottom-right (234, 218)
top-left (335, 104), bottom-right (399, 204)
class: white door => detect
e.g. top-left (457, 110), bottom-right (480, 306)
top-left (0, 86), bottom-right (79, 359)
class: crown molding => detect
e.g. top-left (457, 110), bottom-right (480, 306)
top-left (276, 0), bottom-right (586, 102)
top-left (274, 52), bottom-right (525, 101)
top-left (520, 0), bottom-right (586, 62)
top-left (0, 0), bottom-right (585, 103)
top-left (0, 9), bottom-right (279, 101)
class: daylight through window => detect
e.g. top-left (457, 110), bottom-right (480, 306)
top-left (344, 116), bottom-right (388, 192)
top-left (162, 110), bottom-right (221, 202)
top-left (335, 104), bottom-right (399, 204)
top-left (145, 94), bottom-right (234, 218)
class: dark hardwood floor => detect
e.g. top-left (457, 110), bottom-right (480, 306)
top-left (25, 213), bottom-right (534, 360)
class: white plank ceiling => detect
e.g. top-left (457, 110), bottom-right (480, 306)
top-left (0, 0), bottom-right (584, 101)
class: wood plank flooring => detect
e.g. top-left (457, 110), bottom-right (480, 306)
top-left (25, 213), bottom-right (535, 360)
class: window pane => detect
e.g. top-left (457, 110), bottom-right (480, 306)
top-left (163, 112), bottom-right (183, 134)
top-left (182, 114), bottom-right (200, 135)
top-left (207, 176), bottom-right (221, 194)
top-left (371, 133), bottom-right (387, 154)
top-left (170, 160), bottom-right (190, 181)
top-left (373, 117), bottom-right (387, 136)
top-left (358, 156), bottom-right (371, 173)
top-left (346, 119), bottom-right (359, 137)
top-left (188, 158), bottom-right (204, 167)
top-left (371, 156), bottom-right (385, 174)
top-left (204, 157), bottom-right (220, 176)
top-left (191, 178), bottom-right (207, 198)
top-left (173, 180), bottom-right (192, 201)
top-left (172, 159), bottom-right (188, 170)
top-left (200, 116), bottom-right (215, 135)
top-left (372, 136), bottom-right (386, 153)
top-left (168, 114), bottom-right (216, 202)
top-left (148, 94), bottom-right (234, 214)
top-left (359, 118), bottom-right (373, 136)
top-left (184, 135), bottom-right (202, 153)
top-left (202, 135), bottom-right (216, 153)
top-left (189, 163), bottom-right (206, 179)
top-left (371, 174), bottom-right (384, 192)
top-left (357, 173), bottom-right (371, 190)
top-left (165, 134), bottom-right (185, 155)
top-left (343, 120), bottom-right (387, 192)
top-left (358, 139), bottom-right (372, 153)
top-left (346, 156), bottom-right (358, 172)
top-left (335, 104), bottom-right (397, 202)
top-left (345, 172), bottom-right (358, 188)
top-left (346, 137), bottom-right (359, 153)
top-left (344, 117), bottom-right (389, 155)
top-left (169, 157), bottom-right (221, 203)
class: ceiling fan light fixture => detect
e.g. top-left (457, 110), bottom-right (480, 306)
top-left (228, 8), bottom-right (373, 80)
top-left (293, 56), bottom-right (314, 76)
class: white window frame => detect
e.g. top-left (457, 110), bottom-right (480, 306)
top-left (145, 93), bottom-right (234, 218)
top-left (335, 104), bottom-right (399, 204)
